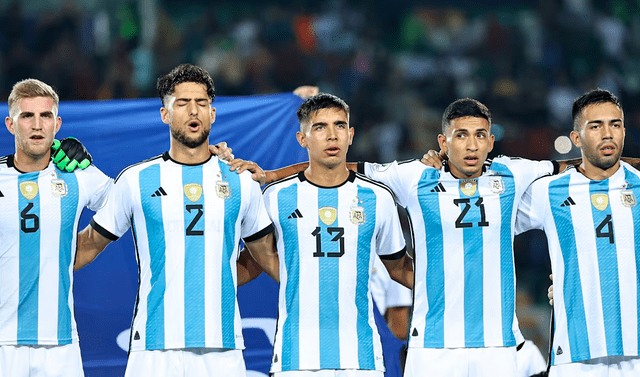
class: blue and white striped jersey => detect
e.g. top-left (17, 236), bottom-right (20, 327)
top-left (0, 155), bottom-right (112, 346)
top-left (91, 152), bottom-right (273, 352)
top-left (516, 161), bottom-right (640, 365)
top-left (264, 171), bottom-right (406, 372)
top-left (362, 157), bottom-right (554, 349)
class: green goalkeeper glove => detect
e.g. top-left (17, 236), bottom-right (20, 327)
top-left (51, 137), bottom-right (92, 172)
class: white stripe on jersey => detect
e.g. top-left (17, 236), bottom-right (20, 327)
top-left (364, 157), bottom-right (554, 349)
top-left (265, 171), bottom-right (404, 372)
top-left (516, 161), bottom-right (640, 364)
top-left (92, 153), bottom-right (272, 352)
top-left (0, 157), bottom-right (112, 346)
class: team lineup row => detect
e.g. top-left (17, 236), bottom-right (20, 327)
top-left (1, 62), bottom-right (638, 377)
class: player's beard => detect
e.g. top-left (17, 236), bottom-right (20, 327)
top-left (171, 127), bottom-right (210, 149)
top-left (583, 141), bottom-right (623, 171)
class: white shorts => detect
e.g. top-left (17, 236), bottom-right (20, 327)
top-left (124, 348), bottom-right (246, 377)
top-left (274, 370), bottom-right (383, 377)
top-left (0, 343), bottom-right (84, 377)
top-left (404, 346), bottom-right (517, 377)
top-left (550, 356), bottom-right (640, 377)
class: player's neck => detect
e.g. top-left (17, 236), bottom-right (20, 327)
top-left (578, 160), bottom-right (621, 181)
top-left (304, 161), bottom-right (350, 187)
top-left (13, 149), bottom-right (50, 173)
top-left (169, 140), bottom-right (211, 165)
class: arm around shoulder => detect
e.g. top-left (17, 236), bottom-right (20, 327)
top-left (244, 231), bottom-right (279, 283)
top-left (75, 221), bottom-right (114, 270)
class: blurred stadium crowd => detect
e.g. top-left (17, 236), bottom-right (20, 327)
top-left (2, 0), bottom-right (640, 353)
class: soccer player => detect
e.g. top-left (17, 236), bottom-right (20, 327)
top-left (258, 93), bottom-right (409, 376)
top-left (230, 98), bottom-right (584, 377)
top-left (516, 89), bottom-right (640, 375)
top-left (73, 63), bottom-right (277, 377)
top-left (0, 79), bottom-right (112, 377)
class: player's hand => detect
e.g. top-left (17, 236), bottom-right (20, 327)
top-left (51, 137), bottom-right (92, 172)
top-left (209, 142), bottom-right (234, 162)
top-left (293, 86), bottom-right (319, 98)
top-left (420, 150), bottom-right (446, 169)
top-left (548, 274), bottom-right (554, 306)
top-left (228, 158), bottom-right (266, 185)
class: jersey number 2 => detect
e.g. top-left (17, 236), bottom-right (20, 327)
top-left (186, 204), bottom-right (204, 236)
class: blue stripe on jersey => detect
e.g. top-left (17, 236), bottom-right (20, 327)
top-left (220, 161), bottom-right (241, 349)
top-left (183, 166), bottom-right (205, 347)
top-left (139, 165), bottom-right (166, 349)
top-left (416, 169), bottom-right (445, 347)
top-left (491, 163), bottom-right (517, 346)
top-left (590, 179), bottom-right (623, 356)
top-left (624, 168), bottom-right (640, 350)
top-left (549, 175), bottom-right (590, 362)
top-left (18, 173), bottom-right (41, 344)
top-left (278, 184), bottom-right (300, 370)
top-left (57, 172), bottom-right (79, 344)
top-left (318, 188), bottom-right (340, 368)
top-left (356, 186), bottom-right (376, 369)
top-left (458, 182), bottom-right (484, 347)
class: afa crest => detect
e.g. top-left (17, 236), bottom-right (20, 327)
top-left (621, 190), bottom-right (636, 208)
top-left (350, 205), bottom-right (365, 225)
top-left (591, 193), bottom-right (609, 211)
top-left (216, 180), bottom-right (231, 199)
top-left (489, 177), bottom-right (504, 194)
top-left (51, 179), bottom-right (68, 198)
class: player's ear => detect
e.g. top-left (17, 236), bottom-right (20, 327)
top-left (348, 126), bottom-right (354, 145)
top-left (160, 107), bottom-right (171, 125)
top-left (54, 116), bottom-right (62, 134)
top-left (296, 131), bottom-right (307, 148)
top-left (5, 116), bottom-right (15, 135)
top-left (570, 130), bottom-right (582, 148)
top-left (488, 134), bottom-right (495, 152)
top-left (210, 107), bottom-right (216, 124)
top-left (437, 134), bottom-right (448, 154)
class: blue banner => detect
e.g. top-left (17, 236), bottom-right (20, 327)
top-left (0, 94), bottom-right (403, 376)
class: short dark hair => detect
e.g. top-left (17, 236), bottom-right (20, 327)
top-left (442, 98), bottom-right (491, 133)
top-left (296, 93), bottom-right (350, 131)
top-left (157, 63), bottom-right (215, 107)
top-left (572, 89), bottom-right (622, 131)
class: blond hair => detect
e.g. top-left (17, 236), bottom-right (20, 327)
top-left (8, 79), bottom-right (59, 119)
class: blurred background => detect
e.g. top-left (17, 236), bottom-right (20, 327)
top-left (3, 0), bottom-right (640, 360)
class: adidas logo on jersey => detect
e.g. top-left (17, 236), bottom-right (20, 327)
top-left (556, 346), bottom-right (563, 355)
top-left (288, 209), bottom-right (303, 219)
top-left (560, 196), bottom-right (576, 207)
top-left (430, 183), bottom-right (446, 193)
top-left (412, 328), bottom-right (418, 337)
top-left (0, 190), bottom-right (3, 197)
top-left (151, 187), bottom-right (167, 197)
top-left (134, 331), bottom-right (140, 340)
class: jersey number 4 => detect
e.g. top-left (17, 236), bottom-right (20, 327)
top-left (596, 214), bottom-right (614, 244)
top-left (311, 227), bottom-right (345, 257)
top-left (454, 197), bottom-right (489, 229)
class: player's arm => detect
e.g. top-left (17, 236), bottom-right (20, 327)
top-left (75, 221), bottom-right (114, 270)
top-left (227, 160), bottom-right (359, 185)
top-left (244, 232), bottom-right (279, 283)
top-left (237, 248), bottom-right (265, 286)
top-left (385, 306), bottom-right (411, 340)
top-left (621, 157), bottom-right (640, 170)
top-left (381, 253), bottom-right (414, 290)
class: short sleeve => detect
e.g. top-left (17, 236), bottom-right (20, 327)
top-left (240, 174), bottom-right (273, 241)
top-left (78, 165), bottom-right (113, 211)
top-left (361, 160), bottom-right (424, 207)
top-left (375, 189), bottom-right (406, 259)
top-left (515, 182), bottom-right (544, 235)
top-left (91, 171), bottom-right (134, 239)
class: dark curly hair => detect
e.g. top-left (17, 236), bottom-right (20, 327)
top-left (157, 63), bottom-right (215, 107)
